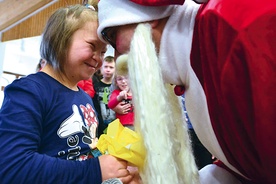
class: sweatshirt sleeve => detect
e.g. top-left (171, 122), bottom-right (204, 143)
top-left (0, 80), bottom-right (102, 184)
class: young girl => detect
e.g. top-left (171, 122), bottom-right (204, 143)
top-left (108, 74), bottom-right (134, 129)
top-left (0, 3), bottom-right (135, 184)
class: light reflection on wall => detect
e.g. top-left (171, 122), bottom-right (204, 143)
top-left (3, 36), bottom-right (41, 76)
top-left (0, 36), bottom-right (41, 107)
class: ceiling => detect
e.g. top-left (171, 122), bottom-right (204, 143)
top-left (0, 0), bottom-right (84, 42)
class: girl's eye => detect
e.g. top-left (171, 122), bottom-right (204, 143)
top-left (89, 43), bottom-right (95, 49)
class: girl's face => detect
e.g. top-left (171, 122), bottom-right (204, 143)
top-left (116, 75), bottom-right (130, 91)
top-left (65, 21), bottom-right (107, 84)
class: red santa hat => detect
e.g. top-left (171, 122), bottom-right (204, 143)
top-left (97, 0), bottom-right (176, 43)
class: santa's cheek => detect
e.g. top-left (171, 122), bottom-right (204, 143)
top-left (116, 38), bottom-right (131, 54)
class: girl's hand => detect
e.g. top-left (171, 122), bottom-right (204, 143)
top-left (99, 155), bottom-right (133, 183)
top-left (117, 91), bottom-right (128, 101)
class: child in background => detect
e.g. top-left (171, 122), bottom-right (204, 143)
top-left (77, 78), bottom-right (95, 98)
top-left (93, 56), bottom-right (116, 135)
top-left (108, 74), bottom-right (134, 130)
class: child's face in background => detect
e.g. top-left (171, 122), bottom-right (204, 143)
top-left (100, 61), bottom-right (115, 79)
top-left (116, 75), bottom-right (130, 92)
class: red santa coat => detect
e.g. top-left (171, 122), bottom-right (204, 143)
top-left (131, 0), bottom-right (276, 183)
top-left (191, 1), bottom-right (276, 183)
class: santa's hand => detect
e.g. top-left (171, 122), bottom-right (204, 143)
top-left (127, 166), bottom-right (142, 184)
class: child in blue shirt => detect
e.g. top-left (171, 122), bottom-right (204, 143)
top-left (0, 3), bottom-right (134, 184)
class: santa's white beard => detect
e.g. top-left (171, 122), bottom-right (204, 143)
top-left (116, 23), bottom-right (199, 183)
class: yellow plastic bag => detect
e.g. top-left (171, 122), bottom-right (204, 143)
top-left (97, 119), bottom-right (145, 168)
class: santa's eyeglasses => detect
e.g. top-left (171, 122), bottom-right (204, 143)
top-left (101, 27), bottom-right (116, 50)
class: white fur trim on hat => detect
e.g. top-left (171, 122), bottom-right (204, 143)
top-left (97, 0), bottom-right (177, 43)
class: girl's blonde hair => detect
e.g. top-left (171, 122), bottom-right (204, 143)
top-left (40, 1), bottom-right (98, 74)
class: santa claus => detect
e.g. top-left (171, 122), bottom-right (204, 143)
top-left (97, 0), bottom-right (276, 183)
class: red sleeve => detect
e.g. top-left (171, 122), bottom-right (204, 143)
top-left (227, 16), bottom-right (276, 182)
top-left (191, 2), bottom-right (276, 183)
top-left (108, 90), bottom-right (121, 109)
top-left (77, 78), bottom-right (95, 98)
top-left (130, 0), bottom-right (184, 6)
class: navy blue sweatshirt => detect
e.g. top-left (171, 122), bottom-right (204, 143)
top-left (0, 72), bottom-right (102, 184)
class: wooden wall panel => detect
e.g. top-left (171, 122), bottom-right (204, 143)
top-left (0, 0), bottom-right (54, 32)
top-left (1, 0), bottom-right (83, 42)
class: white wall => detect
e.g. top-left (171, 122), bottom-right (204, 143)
top-left (0, 36), bottom-right (41, 108)
top-left (3, 36), bottom-right (41, 75)
top-left (0, 40), bottom-right (5, 108)
top-left (0, 40), bottom-right (5, 79)
top-left (105, 45), bottom-right (114, 58)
